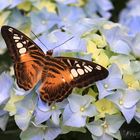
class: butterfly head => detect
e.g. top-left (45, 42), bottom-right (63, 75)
top-left (46, 49), bottom-right (53, 56)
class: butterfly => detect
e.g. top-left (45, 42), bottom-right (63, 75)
top-left (1, 25), bottom-right (109, 104)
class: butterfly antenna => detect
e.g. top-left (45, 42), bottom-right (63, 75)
top-left (31, 30), bottom-right (49, 50)
top-left (52, 36), bottom-right (74, 50)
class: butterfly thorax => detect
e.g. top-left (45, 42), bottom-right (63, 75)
top-left (46, 50), bottom-right (53, 56)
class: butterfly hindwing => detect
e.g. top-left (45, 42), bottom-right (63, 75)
top-left (1, 26), bottom-right (45, 90)
top-left (39, 56), bottom-right (73, 103)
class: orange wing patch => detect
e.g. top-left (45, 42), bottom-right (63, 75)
top-left (14, 60), bottom-right (43, 90)
top-left (19, 53), bottom-right (36, 63)
top-left (39, 66), bottom-right (73, 104)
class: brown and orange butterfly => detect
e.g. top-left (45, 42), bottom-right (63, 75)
top-left (1, 25), bottom-right (108, 104)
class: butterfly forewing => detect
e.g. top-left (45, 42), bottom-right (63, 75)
top-left (1, 26), bottom-right (45, 62)
top-left (1, 25), bottom-right (109, 104)
top-left (1, 26), bottom-right (46, 90)
top-left (56, 57), bottom-right (109, 88)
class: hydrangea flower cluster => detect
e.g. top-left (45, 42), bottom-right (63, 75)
top-left (0, 0), bottom-right (140, 140)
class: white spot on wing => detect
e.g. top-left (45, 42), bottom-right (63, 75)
top-left (96, 65), bottom-right (102, 70)
top-left (19, 48), bottom-right (26, 54)
top-left (76, 64), bottom-right (81, 67)
top-left (15, 40), bottom-right (19, 42)
top-left (88, 65), bottom-right (93, 69)
top-left (82, 62), bottom-right (85, 66)
top-left (67, 59), bottom-right (71, 66)
top-left (22, 41), bottom-right (26, 44)
top-left (71, 69), bottom-right (78, 77)
top-left (13, 36), bottom-right (20, 40)
top-left (8, 28), bottom-right (13, 32)
top-left (77, 69), bottom-right (84, 75)
top-left (14, 34), bottom-right (18, 37)
top-left (84, 69), bottom-right (88, 73)
top-left (17, 42), bottom-right (23, 48)
top-left (84, 66), bottom-right (92, 72)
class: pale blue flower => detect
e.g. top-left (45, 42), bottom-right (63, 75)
top-left (0, 0), bottom-right (23, 10)
top-left (106, 89), bottom-right (140, 123)
top-left (63, 94), bottom-right (97, 127)
top-left (0, 73), bottom-right (12, 130)
top-left (0, 35), bottom-right (7, 54)
top-left (119, 0), bottom-right (140, 35)
top-left (0, 0), bottom-right (10, 11)
top-left (9, 0), bottom-right (23, 8)
top-left (130, 60), bottom-right (140, 75)
top-left (84, 0), bottom-right (113, 19)
top-left (14, 92), bottom-right (37, 131)
top-left (30, 8), bottom-right (60, 34)
top-left (0, 110), bottom-right (9, 131)
top-left (110, 55), bottom-right (134, 74)
top-left (96, 64), bottom-right (127, 99)
top-left (134, 101), bottom-right (140, 123)
top-left (0, 72), bottom-right (13, 105)
top-left (7, 9), bottom-right (30, 28)
top-left (86, 114), bottom-right (125, 140)
top-left (131, 33), bottom-right (140, 57)
top-left (34, 98), bottom-right (67, 125)
top-left (13, 85), bottom-right (31, 96)
top-left (62, 18), bottom-right (103, 36)
top-left (103, 26), bottom-right (131, 55)
top-left (55, 0), bottom-right (78, 5)
top-left (20, 122), bottom-right (62, 140)
top-left (57, 3), bottom-right (85, 27)
top-left (34, 30), bottom-right (87, 56)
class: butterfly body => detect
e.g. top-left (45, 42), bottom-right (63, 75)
top-left (1, 25), bottom-right (109, 104)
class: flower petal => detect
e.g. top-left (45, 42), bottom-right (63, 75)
top-left (44, 127), bottom-right (61, 140)
top-left (0, 111), bottom-right (9, 131)
top-left (0, 72), bottom-right (13, 105)
top-left (20, 126), bottom-right (44, 140)
top-left (51, 110), bottom-right (61, 125)
top-left (15, 93), bottom-right (36, 130)
top-left (106, 114), bottom-right (125, 134)
top-left (64, 112), bottom-right (86, 127)
top-left (124, 89), bottom-right (140, 108)
top-left (82, 105), bottom-right (97, 117)
top-left (86, 120), bottom-right (103, 137)
top-left (34, 108), bottom-right (52, 125)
